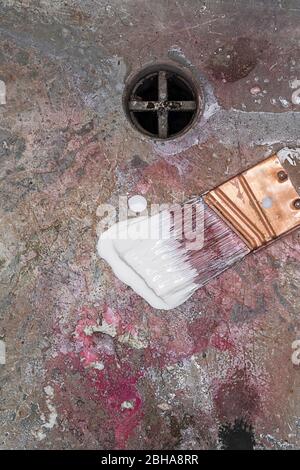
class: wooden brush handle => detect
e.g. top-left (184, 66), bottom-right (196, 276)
top-left (204, 155), bottom-right (300, 250)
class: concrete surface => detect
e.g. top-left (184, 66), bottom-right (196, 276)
top-left (0, 0), bottom-right (300, 449)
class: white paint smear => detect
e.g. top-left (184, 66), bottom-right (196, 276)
top-left (97, 212), bottom-right (198, 310)
top-left (33, 385), bottom-right (58, 441)
top-left (278, 147), bottom-right (300, 166)
top-left (42, 385), bottom-right (57, 430)
top-left (0, 340), bottom-right (5, 364)
top-left (83, 320), bottom-right (117, 337)
top-left (0, 80), bottom-right (6, 105)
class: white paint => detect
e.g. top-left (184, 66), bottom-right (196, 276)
top-left (290, 78), bottom-right (300, 104)
top-left (90, 361), bottom-right (105, 370)
top-left (278, 147), bottom-right (300, 166)
top-left (292, 88), bottom-right (300, 105)
top-left (128, 195), bottom-right (147, 213)
top-left (261, 196), bottom-right (273, 209)
top-left (291, 340), bottom-right (300, 366)
top-left (118, 331), bottom-right (148, 349)
top-left (121, 400), bottom-right (135, 410)
top-left (83, 320), bottom-right (117, 337)
top-left (278, 96), bottom-right (289, 108)
top-left (0, 80), bottom-right (6, 105)
top-left (289, 79), bottom-right (300, 90)
top-left (97, 213), bottom-right (198, 310)
top-left (250, 86), bottom-right (261, 95)
top-left (157, 402), bottom-right (171, 411)
top-left (34, 430), bottom-right (47, 441)
top-left (33, 385), bottom-right (58, 440)
top-left (42, 385), bottom-right (57, 430)
top-left (0, 340), bottom-right (5, 364)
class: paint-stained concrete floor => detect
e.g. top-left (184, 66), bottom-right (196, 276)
top-left (0, 0), bottom-right (300, 449)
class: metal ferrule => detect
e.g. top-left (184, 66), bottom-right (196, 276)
top-left (204, 155), bottom-right (300, 250)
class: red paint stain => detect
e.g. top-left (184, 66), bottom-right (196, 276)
top-left (92, 364), bottom-right (143, 449)
top-left (210, 331), bottom-right (234, 352)
top-left (47, 305), bottom-right (143, 448)
top-left (103, 305), bottom-right (120, 327)
top-left (188, 316), bottom-right (220, 354)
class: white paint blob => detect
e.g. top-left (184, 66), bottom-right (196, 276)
top-left (0, 340), bottom-right (5, 364)
top-left (278, 147), bottom-right (300, 166)
top-left (0, 80), bottom-right (6, 105)
top-left (278, 96), bottom-right (289, 108)
top-left (292, 88), bottom-right (300, 105)
top-left (250, 86), bottom-right (261, 95)
top-left (97, 212), bottom-right (198, 310)
top-left (33, 385), bottom-right (58, 441)
top-left (289, 79), bottom-right (300, 90)
top-left (261, 196), bottom-right (273, 209)
top-left (128, 195), bottom-right (147, 213)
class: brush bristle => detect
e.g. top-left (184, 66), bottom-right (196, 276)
top-left (188, 200), bottom-right (250, 285)
top-left (98, 198), bottom-right (250, 310)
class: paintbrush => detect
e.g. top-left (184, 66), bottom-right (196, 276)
top-left (97, 154), bottom-right (300, 310)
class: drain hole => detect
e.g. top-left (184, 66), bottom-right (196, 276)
top-left (134, 111), bottom-right (158, 135)
top-left (124, 65), bottom-right (201, 139)
top-left (135, 74), bottom-right (158, 101)
top-left (167, 74), bottom-right (194, 101)
top-left (168, 111), bottom-right (194, 136)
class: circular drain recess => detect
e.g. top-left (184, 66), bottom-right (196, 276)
top-left (124, 65), bottom-right (202, 139)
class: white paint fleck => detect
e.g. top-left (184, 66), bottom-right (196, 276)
top-left (118, 331), bottom-right (148, 349)
top-left (33, 385), bottom-right (58, 440)
top-left (44, 385), bottom-right (54, 399)
top-left (278, 147), bottom-right (300, 166)
top-left (291, 339), bottom-right (300, 366)
top-left (250, 86), bottom-right (261, 95)
top-left (0, 80), bottom-right (6, 105)
top-left (90, 361), bottom-right (105, 370)
top-left (292, 88), bottom-right (300, 105)
top-left (121, 400), bottom-right (135, 410)
top-left (261, 196), bottom-right (273, 209)
top-left (0, 340), bottom-right (5, 364)
top-left (278, 96), bottom-right (290, 108)
top-left (157, 402), bottom-right (171, 411)
top-left (42, 385), bottom-right (57, 430)
top-left (289, 79), bottom-right (300, 90)
top-left (83, 320), bottom-right (117, 338)
top-left (128, 195), bottom-right (147, 213)
top-left (33, 429), bottom-right (47, 441)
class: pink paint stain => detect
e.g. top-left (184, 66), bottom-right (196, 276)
top-left (48, 305), bottom-right (143, 449)
top-left (210, 331), bottom-right (235, 352)
top-left (92, 365), bottom-right (143, 449)
top-left (103, 305), bottom-right (120, 328)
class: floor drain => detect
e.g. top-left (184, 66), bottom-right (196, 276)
top-left (124, 65), bottom-right (201, 139)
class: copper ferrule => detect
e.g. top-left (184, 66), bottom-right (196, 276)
top-left (204, 155), bottom-right (300, 250)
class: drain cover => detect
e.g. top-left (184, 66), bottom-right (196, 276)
top-left (124, 65), bottom-right (201, 139)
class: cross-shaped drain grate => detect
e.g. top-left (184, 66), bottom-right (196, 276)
top-left (126, 68), bottom-right (199, 139)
